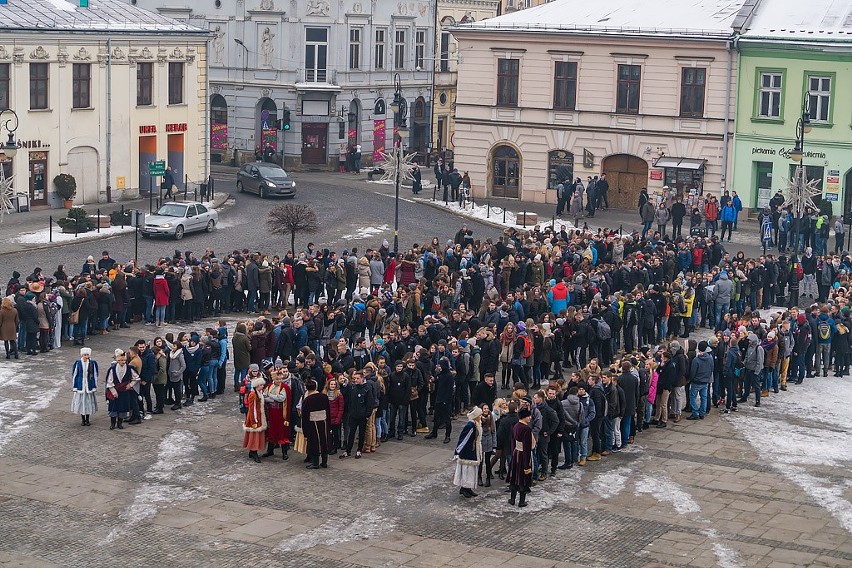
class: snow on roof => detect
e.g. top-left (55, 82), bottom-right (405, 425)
top-left (0, 0), bottom-right (205, 34)
top-left (742, 0), bottom-right (852, 41)
top-left (458, 0), bottom-right (746, 38)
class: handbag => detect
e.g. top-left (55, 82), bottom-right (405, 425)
top-left (68, 306), bottom-right (82, 325)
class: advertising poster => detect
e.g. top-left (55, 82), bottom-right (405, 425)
top-left (825, 169), bottom-right (840, 202)
top-left (372, 119), bottom-right (386, 162)
top-left (211, 122), bottom-right (228, 150)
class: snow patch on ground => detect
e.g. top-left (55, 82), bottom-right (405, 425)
top-left (778, 467), bottom-right (852, 534)
top-left (341, 224), bottom-right (390, 241)
top-left (395, 470), bottom-right (452, 504)
top-left (635, 474), bottom-right (701, 515)
top-left (589, 465), bottom-right (633, 499)
top-left (275, 512), bottom-right (393, 552)
top-left (0, 372), bottom-right (60, 455)
top-left (703, 529), bottom-right (745, 568)
top-left (145, 430), bottom-right (199, 482)
top-left (732, 414), bottom-right (851, 467)
top-left (12, 225), bottom-right (134, 244)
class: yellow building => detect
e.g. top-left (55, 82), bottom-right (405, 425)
top-left (0, 0), bottom-right (208, 207)
top-left (433, 0), bottom-right (500, 156)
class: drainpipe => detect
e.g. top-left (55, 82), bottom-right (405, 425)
top-left (106, 37), bottom-right (112, 203)
top-left (204, 38), bottom-right (210, 182)
top-left (720, 34), bottom-right (737, 193)
top-left (428, 0), bottom-right (438, 165)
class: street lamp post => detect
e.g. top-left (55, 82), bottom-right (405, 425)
top-left (0, 108), bottom-right (21, 158)
top-left (389, 73), bottom-right (408, 254)
top-left (787, 95), bottom-right (812, 260)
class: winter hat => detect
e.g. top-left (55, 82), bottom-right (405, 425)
top-left (248, 363), bottom-right (260, 372)
top-left (458, 339), bottom-right (467, 348)
top-left (466, 406), bottom-right (483, 421)
top-left (723, 329), bottom-right (732, 338)
top-left (24, 292), bottom-right (35, 300)
top-left (518, 407), bottom-right (531, 419)
top-left (516, 322), bottom-right (526, 332)
top-left (737, 325), bottom-right (747, 334)
top-left (262, 260), bottom-right (269, 268)
top-left (251, 377), bottom-right (266, 389)
top-left (80, 347), bottom-right (92, 357)
top-left (549, 279), bottom-right (556, 287)
top-left (353, 293), bottom-right (362, 302)
top-left (274, 357), bottom-right (284, 368)
top-left (556, 318), bottom-right (566, 327)
top-left (114, 349), bottom-right (125, 359)
top-left (87, 255), bottom-right (94, 262)
top-left (669, 340), bottom-right (680, 351)
top-left (768, 331), bottom-right (776, 340)
top-left (708, 337), bottom-right (719, 347)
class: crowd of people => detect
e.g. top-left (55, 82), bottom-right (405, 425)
top-left (4, 208), bottom-right (851, 507)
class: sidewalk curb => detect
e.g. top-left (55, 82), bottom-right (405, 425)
top-left (11, 193), bottom-right (231, 253)
top-left (413, 197), bottom-right (524, 232)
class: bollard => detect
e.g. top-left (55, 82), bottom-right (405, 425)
top-left (487, 202), bottom-right (490, 219)
top-left (194, 186), bottom-right (198, 202)
top-left (49, 215), bottom-right (53, 243)
top-left (185, 174), bottom-right (188, 201)
top-left (75, 217), bottom-right (79, 237)
top-left (120, 205), bottom-right (125, 229)
top-left (209, 175), bottom-right (215, 201)
top-left (522, 211), bottom-right (527, 228)
top-left (97, 208), bottom-right (100, 233)
top-left (552, 215), bottom-right (556, 231)
top-left (503, 208), bottom-right (506, 224)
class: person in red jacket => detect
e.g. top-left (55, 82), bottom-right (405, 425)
top-left (152, 269), bottom-right (170, 327)
top-left (703, 196), bottom-right (720, 237)
top-left (324, 377), bottom-right (345, 454)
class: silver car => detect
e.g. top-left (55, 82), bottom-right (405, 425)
top-left (141, 201), bottom-right (218, 240)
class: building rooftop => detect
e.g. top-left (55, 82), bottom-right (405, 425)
top-left (0, 0), bottom-right (205, 34)
top-left (458, 0), bottom-right (746, 38)
top-left (740, 0), bottom-right (852, 41)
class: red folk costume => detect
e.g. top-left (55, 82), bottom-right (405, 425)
top-left (242, 381), bottom-right (268, 451)
top-left (264, 381), bottom-right (292, 446)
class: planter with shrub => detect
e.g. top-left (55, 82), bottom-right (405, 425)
top-left (53, 173), bottom-right (78, 208)
top-left (57, 207), bottom-right (93, 234)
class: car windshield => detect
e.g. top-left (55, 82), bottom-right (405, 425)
top-left (155, 204), bottom-right (189, 217)
top-left (257, 165), bottom-right (288, 179)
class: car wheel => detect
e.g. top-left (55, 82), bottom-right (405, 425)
top-left (237, 181), bottom-right (244, 193)
top-left (206, 219), bottom-right (215, 233)
top-left (140, 232), bottom-right (150, 239)
top-left (174, 225), bottom-right (184, 240)
top-left (260, 186), bottom-right (266, 199)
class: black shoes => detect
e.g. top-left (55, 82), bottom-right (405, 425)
top-left (424, 433), bottom-right (437, 439)
top-left (443, 437), bottom-right (451, 444)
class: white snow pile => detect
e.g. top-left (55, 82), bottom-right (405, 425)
top-left (145, 430), bottom-right (199, 482)
top-left (275, 512), bottom-right (393, 552)
top-left (341, 224), bottom-right (390, 241)
top-left (703, 529), bottom-right (745, 568)
top-left (588, 465), bottom-right (634, 499)
top-left (635, 474), bottom-right (701, 514)
top-left (0, 361), bottom-right (60, 455)
top-left (13, 224), bottom-right (134, 244)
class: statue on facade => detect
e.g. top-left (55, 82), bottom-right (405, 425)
top-left (212, 26), bottom-right (225, 64)
top-left (261, 27), bottom-right (275, 67)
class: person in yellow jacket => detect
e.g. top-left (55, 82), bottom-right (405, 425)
top-left (679, 286), bottom-right (695, 338)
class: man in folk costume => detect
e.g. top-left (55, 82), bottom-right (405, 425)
top-left (283, 361), bottom-right (305, 448)
top-left (243, 376), bottom-right (268, 463)
top-left (105, 349), bottom-right (140, 431)
top-left (507, 407), bottom-right (535, 507)
top-left (262, 365), bottom-right (292, 460)
top-left (71, 347), bottom-right (98, 426)
top-left (301, 378), bottom-right (332, 469)
top-left (453, 406), bottom-right (483, 498)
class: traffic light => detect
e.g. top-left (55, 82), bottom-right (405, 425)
top-left (282, 109), bottom-right (291, 131)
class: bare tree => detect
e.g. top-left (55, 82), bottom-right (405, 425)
top-left (266, 203), bottom-right (320, 254)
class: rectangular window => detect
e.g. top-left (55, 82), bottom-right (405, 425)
top-left (349, 27), bottom-right (362, 70)
top-left (137, 62), bottom-right (153, 106)
top-left (415, 29), bottom-right (426, 70)
top-left (29, 63), bottom-right (49, 110)
top-left (616, 64), bottom-right (641, 114)
top-left (374, 28), bottom-right (386, 71)
top-left (553, 61), bottom-right (577, 110)
top-left (72, 63), bottom-right (91, 109)
top-left (168, 62), bottom-right (184, 104)
top-left (0, 64), bottom-right (9, 111)
top-left (679, 67), bottom-right (706, 117)
top-left (439, 31), bottom-right (450, 72)
top-left (496, 58), bottom-right (519, 107)
top-left (394, 29), bottom-right (407, 70)
top-left (808, 75), bottom-right (831, 122)
top-left (305, 27), bottom-right (328, 82)
top-left (758, 72), bottom-right (782, 118)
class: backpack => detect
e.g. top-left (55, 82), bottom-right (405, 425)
top-left (672, 294), bottom-right (686, 314)
top-left (818, 320), bottom-right (831, 340)
top-left (350, 305), bottom-right (366, 329)
top-left (595, 319), bottom-right (612, 340)
top-left (521, 335), bottom-right (533, 359)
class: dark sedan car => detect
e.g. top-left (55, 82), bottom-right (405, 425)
top-left (236, 162), bottom-right (296, 198)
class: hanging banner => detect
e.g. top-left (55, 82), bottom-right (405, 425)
top-left (348, 127), bottom-right (358, 146)
top-left (825, 169), bottom-right (840, 202)
top-left (372, 119), bottom-right (386, 162)
top-left (211, 122), bottom-right (228, 150)
top-left (262, 129), bottom-right (277, 152)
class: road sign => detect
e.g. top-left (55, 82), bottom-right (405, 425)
top-left (131, 210), bottom-right (145, 227)
top-left (148, 160), bottom-right (166, 176)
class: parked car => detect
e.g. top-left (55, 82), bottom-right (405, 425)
top-left (141, 201), bottom-right (218, 240)
top-left (237, 162), bottom-right (296, 198)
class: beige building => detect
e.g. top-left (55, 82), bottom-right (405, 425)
top-left (498, 0), bottom-right (551, 15)
top-left (451, 0), bottom-right (744, 208)
top-left (0, 0), bottom-right (208, 208)
top-left (433, 0), bottom-right (500, 155)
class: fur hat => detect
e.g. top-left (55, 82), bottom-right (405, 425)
top-left (467, 406), bottom-right (483, 421)
top-left (251, 377), bottom-right (266, 389)
top-left (518, 407), bottom-right (531, 419)
top-left (80, 347), bottom-right (92, 357)
top-left (114, 348), bottom-right (125, 359)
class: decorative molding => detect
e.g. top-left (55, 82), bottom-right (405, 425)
top-left (72, 47), bottom-right (92, 61)
top-left (158, 47), bottom-right (168, 66)
top-left (260, 0), bottom-right (274, 8)
top-left (352, 2), bottom-right (363, 13)
top-left (30, 46), bottom-right (50, 60)
top-left (306, 0), bottom-right (330, 16)
top-left (112, 46), bottom-right (126, 60)
top-left (57, 48), bottom-right (68, 68)
top-left (261, 87), bottom-right (271, 97)
top-left (0, 47), bottom-right (11, 61)
top-left (186, 47), bottom-right (196, 65)
top-left (141, 46), bottom-right (154, 60)
top-left (212, 85), bottom-right (222, 94)
top-left (13, 47), bottom-right (24, 66)
top-left (170, 46), bottom-right (184, 60)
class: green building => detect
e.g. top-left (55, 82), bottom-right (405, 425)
top-left (732, 0), bottom-right (852, 216)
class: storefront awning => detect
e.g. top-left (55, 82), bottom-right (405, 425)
top-left (654, 157), bottom-right (706, 170)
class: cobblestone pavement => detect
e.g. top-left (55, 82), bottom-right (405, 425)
top-left (1, 318), bottom-right (851, 568)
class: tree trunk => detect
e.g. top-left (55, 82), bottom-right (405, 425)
top-left (291, 231), bottom-right (296, 256)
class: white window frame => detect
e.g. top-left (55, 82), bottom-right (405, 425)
top-left (374, 28), bottom-right (386, 71)
top-left (305, 27), bottom-right (328, 82)
top-left (758, 72), bottom-right (782, 119)
top-left (394, 28), bottom-right (407, 70)
top-left (807, 75), bottom-right (831, 123)
top-left (414, 29), bottom-right (426, 70)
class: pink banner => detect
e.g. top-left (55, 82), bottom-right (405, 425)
top-left (211, 122), bottom-right (228, 150)
top-left (372, 119), bottom-right (386, 162)
top-left (348, 127), bottom-right (358, 146)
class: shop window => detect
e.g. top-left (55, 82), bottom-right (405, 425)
top-left (547, 150), bottom-right (574, 189)
top-left (788, 164), bottom-right (824, 191)
top-left (664, 168), bottom-right (703, 195)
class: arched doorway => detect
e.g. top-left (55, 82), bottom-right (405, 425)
top-left (67, 146), bottom-right (99, 204)
top-left (210, 94), bottom-right (228, 162)
top-left (602, 154), bottom-right (648, 209)
top-left (412, 96), bottom-right (428, 154)
top-left (256, 97), bottom-right (278, 156)
top-left (491, 145), bottom-right (520, 198)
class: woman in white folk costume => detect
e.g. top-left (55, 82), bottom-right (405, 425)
top-left (453, 406), bottom-right (483, 498)
top-left (71, 347), bottom-right (98, 426)
top-left (104, 349), bottom-right (140, 431)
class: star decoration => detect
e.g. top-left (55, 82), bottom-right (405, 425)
top-left (781, 165), bottom-right (821, 216)
top-left (0, 164), bottom-right (15, 221)
top-left (376, 147), bottom-right (417, 184)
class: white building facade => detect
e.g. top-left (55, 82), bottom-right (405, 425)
top-left (129, 0), bottom-right (436, 170)
top-left (0, 0), bottom-right (208, 208)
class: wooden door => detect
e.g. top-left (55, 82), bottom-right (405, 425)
top-left (301, 123), bottom-right (328, 165)
top-left (602, 154), bottom-right (648, 209)
top-left (29, 153), bottom-right (48, 206)
top-left (491, 146), bottom-right (520, 198)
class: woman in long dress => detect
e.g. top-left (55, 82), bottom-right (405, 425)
top-left (262, 367), bottom-right (292, 460)
top-left (453, 406), bottom-right (483, 498)
top-left (71, 347), bottom-right (98, 426)
top-left (242, 377), bottom-right (268, 463)
top-left (104, 349), bottom-right (139, 430)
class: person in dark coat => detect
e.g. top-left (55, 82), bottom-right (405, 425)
top-left (339, 370), bottom-right (375, 458)
top-left (19, 293), bottom-right (40, 355)
top-left (471, 373), bottom-right (497, 409)
top-left (617, 360), bottom-right (640, 445)
top-left (387, 360), bottom-right (411, 440)
top-left (425, 357), bottom-right (455, 443)
top-left (493, 401), bottom-right (519, 479)
top-left (301, 379), bottom-right (331, 469)
top-left (507, 407), bottom-right (534, 507)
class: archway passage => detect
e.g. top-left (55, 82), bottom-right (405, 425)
top-left (211, 94), bottom-right (228, 162)
top-left (491, 145), bottom-right (520, 198)
top-left (256, 97), bottom-right (278, 154)
top-left (602, 154), bottom-right (648, 209)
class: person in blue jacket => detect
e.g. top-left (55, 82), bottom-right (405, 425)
top-left (732, 191), bottom-right (743, 230)
top-left (720, 200), bottom-right (737, 242)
